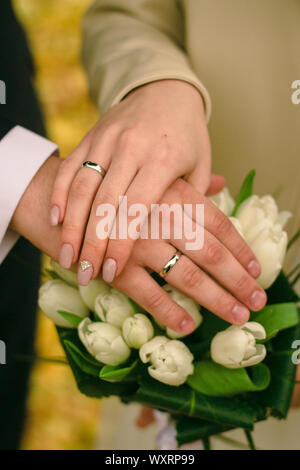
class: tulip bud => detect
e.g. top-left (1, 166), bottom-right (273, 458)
top-left (235, 195), bottom-right (291, 289)
top-left (139, 336), bottom-right (194, 386)
top-left (50, 259), bottom-right (78, 286)
top-left (94, 287), bottom-right (135, 327)
top-left (79, 280), bottom-right (110, 311)
top-left (38, 280), bottom-right (89, 328)
top-left (162, 285), bottom-right (202, 338)
top-left (122, 314), bottom-right (154, 349)
top-left (229, 217), bottom-right (244, 238)
top-left (211, 321), bottom-right (266, 369)
top-left (209, 187), bottom-right (235, 216)
top-left (78, 318), bottom-right (131, 365)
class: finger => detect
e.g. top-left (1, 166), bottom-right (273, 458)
top-left (206, 174), bottom-right (226, 196)
top-left (136, 240), bottom-right (250, 325)
top-left (103, 162), bottom-right (176, 282)
top-left (173, 179), bottom-right (261, 278)
top-left (58, 166), bottom-right (105, 267)
top-left (113, 264), bottom-right (195, 334)
top-left (172, 227), bottom-right (267, 312)
top-left (186, 140), bottom-right (211, 194)
top-left (50, 132), bottom-right (92, 225)
top-left (77, 155), bottom-right (137, 284)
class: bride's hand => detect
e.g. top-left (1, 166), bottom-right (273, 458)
top-left (109, 178), bottom-right (266, 336)
top-left (49, 80), bottom-right (212, 284)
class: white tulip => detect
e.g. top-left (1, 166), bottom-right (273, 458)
top-left (250, 225), bottom-right (288, 289)
top-left (122, 314), bottom-right (154, 349)
top-left (38, 280), bottom-right (89, 328)
top-left (79, 279), bottom-right (110, 311)
top-left (236, 195), bottom-right (291, 244)
top-left (162, 285), bottom-right (202, 338)
top-left (50, 259), bottom-right (78, 286)
top-left (94, 287), bottom-right (135, 327)
top-left (235, 195), bottom-right (291, 289)
top-left (139, 336), bottom-right (194, 386)
top-left (209, 187), bottom-right (235, 216)
top-left (78, 318), bottom-right (131, 365)
top-left (211, 321), bottom-right (266, 369)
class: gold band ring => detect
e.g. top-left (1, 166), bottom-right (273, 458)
top-left (160, 251), bottom-right (181, 278)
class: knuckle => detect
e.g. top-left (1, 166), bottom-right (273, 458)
top-left (119, 127), bottom-right (139, 150)
top-left (145, 289), bottom-right (168, 312)
top-left (83, 237), bottom-right (102, 254)
top-left (212, 212), bottom-right (231, 236)
top-left (182, 262), bottom-right (203, 290)
top-left (96, 190), bottom-right (116, 209)
top-left (205, 240), bottom-right (225, 265)
top-left (71, 175), bottom-right (91, 199)
top-left (233, 274), bottom-right (252, 294)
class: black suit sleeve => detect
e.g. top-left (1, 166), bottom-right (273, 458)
top-left (0, 115), bottom-right (15, 141)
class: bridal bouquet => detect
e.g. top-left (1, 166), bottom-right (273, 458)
top-left (39, 170), bottom-right (300, 449)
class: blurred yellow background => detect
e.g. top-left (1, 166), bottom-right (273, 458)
top-left (13, 0), bottom-right (101, 450)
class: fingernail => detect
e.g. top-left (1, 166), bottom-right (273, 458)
top-left (78, 261), bottom-right (93, 286)
top-left (232, 305), bottom-right (249, 324)
top-left (50, 205), bottom-right (60, 226)
top-left (102, 258), bottom-right (117, 283)
top-left (247, 260), bottom-right (261, 278)
top-left (180, 317), bottom-right (195, 334)
top-left (250, 290), bottom-right (267, 310)
top-left (59, 243), bottom-right (74, 269)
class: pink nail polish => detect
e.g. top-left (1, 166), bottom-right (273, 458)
top-left (232, 305), bottom-right (249, 324)
top-left (78, 261), bottom-right (93, 286)
top-left (247, 260), bottom-right (261, 278)
top-left (180, 317), bottom-right (195, 334)
top-left (250, 290), bottom-right (267, 310)
top-left (102, 258), bottom-right (117, 283)
top-left (59, 243), bottom-right (74, 269)
top-left (50, 205), bottom-right (60, 226)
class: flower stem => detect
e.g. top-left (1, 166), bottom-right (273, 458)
top-left (291, 271), bottom-right (300, 287)
top-left (244, 430), bottom-right (256, 450)
top-left (288, 228), bottom-right (300, 250)
top-left (14, 354), bottom-right (68, 365)
top-left (202, 437), bottom-right (211, 450)
top-left (287, 262), bottom-right (300, 279)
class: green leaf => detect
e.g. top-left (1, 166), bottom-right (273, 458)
top-left (57, 327), bottom-right (138, 397)
top-left (266, 271), bottom-right (299, 303)
top-left (44, 268), bottom-right (62, 280)
top-left (133, 375), bottom-right (266, 429)
top-left (231, 169), bottom-right (256, 216)
top-left (254, 321), bottom-right (300, 418)
top-left (188, 361), bottom-right (270, 397)
top-left (251, 303), bottom-right (299, 341)
top-left (175, 416), bottom-right (233, 446)
top-left (57, 310), bottom-right (83, 328)
top-left (63, 339), bottom-right (101, 377)
top-left (100, 360), bottom-right (139, 383)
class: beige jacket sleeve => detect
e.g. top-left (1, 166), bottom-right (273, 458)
top-left (82, 0), bottom-right (211, 120)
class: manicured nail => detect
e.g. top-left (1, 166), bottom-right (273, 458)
top-left (78, 261), bottom-right (93, 286)
top-left (102, 258), bottom-right (117, 283)
top-left (50, 205), bottom-right (60, 226)
top-left (232, 305), bottom-right (249, 324)
top-left (247, 260), bottom-right (261, 278)
top-left (180, 317), bottom-right (195, 334)
top-left (250, 290), bottom-right (266, 310)
top-left (59, 243), bottom-right (74, 269)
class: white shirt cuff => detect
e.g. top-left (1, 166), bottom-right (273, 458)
top-left (0, 126), bottom-right (58, 263)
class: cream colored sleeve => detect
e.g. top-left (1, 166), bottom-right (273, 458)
top-left (82, 0), bottom-right (211, 120)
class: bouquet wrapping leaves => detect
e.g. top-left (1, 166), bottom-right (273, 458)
top-left (39, 171), bottom-right (300, 449)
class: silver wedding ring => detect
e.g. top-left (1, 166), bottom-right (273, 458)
top-left (81, 160), bottom-right (106, 178)
top-left (160, 251), bottom-right (181, 278)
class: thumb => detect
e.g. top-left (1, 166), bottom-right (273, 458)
top-left (206, 174), bottom-right (226, 196)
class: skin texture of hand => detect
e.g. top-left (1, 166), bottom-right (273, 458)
top-left (12, 156), bottom-right (266, 336)
top-left (49, 79), bottom-right (212, 285)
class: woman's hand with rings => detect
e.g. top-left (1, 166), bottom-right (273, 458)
top-left (49, 80), bottom-right (213, 284)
